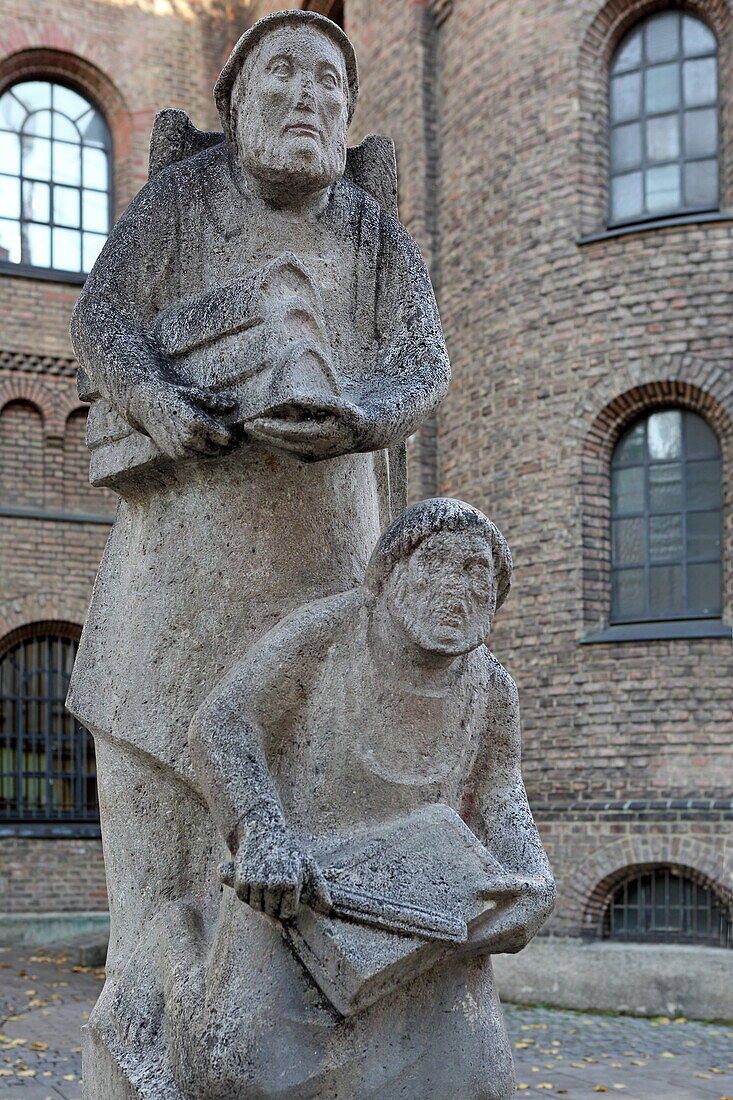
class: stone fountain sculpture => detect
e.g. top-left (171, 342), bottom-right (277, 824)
top-left (67, 10), bottom-right (554, 1099)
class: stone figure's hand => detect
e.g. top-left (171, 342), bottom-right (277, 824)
top-left (464, 875), bottom-right (555, 957)
top-left (244, 398), bottom-right (371, 461)
top-left (126, 380), bottom-right (234, 460)
top-left (220, 828), bottom-right (332, 921)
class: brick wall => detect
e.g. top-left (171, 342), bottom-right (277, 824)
top-left (0, 837), bottom-right (106, 913)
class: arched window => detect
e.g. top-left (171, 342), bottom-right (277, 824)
top-left (0, 625), bottom-right (98, 822)
top-left (611, 409), bottom-right (722, 623)
top-left (603, 866), bottom-right (731, 947)
top-left (609, 11), bottom-right (719, 225)
top-left (0, 80), bottom-right (111, 275)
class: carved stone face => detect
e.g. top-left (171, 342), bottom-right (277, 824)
top-left (385, 531), bottom-right (497, 657)
top-left (234, 25), bottom-right (349, 194)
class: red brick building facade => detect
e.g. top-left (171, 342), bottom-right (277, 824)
top-left (1, 0), bottom-right (731, 980)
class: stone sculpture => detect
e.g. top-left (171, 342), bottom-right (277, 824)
top-left (66, 9), bottom-right (553, 1098)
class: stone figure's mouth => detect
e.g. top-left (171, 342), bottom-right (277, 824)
top-left (285, 123), bottom-right (321, 140)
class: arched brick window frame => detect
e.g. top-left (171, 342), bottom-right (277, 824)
top-left (0, 620), bottom-right (99, 825)
top-left (0, 48), bottom-right (133, 225)
top-left (578, 0), bottom-right (732, 236)
top-left (581, 380), bottom-right (733, 632)
top-left (583, 861), bottom-right (733, 945)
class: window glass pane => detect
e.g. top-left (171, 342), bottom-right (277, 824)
top-left (687, 511), bottom-right (721, 560)
top-left (687, 562), bottom-right (721, 613)
top-left (0, 175), bottom-right (20, 220)
top-left (646, 13), bottom-right (680, 63)
top-left (0, 132), bottom-right (20, 177)
top-left (82, 147), bottom-right (108, 191)
top-left (23, 136), bottom-right (51, 181)
top-left (52, 113), bottom-right (78, 143)
top-left (682, 15), bottom-right (716, 57)
top-left (649, 514), bottom-right (682, 561)
top-left (683, 58), bottom-right (716, 106)
top-left (649, 464), bottom-right (682, 512)
top-left (611, 122), bottom-right (642, 171)
top-left (82, 189), bottom-right (108, 232)
top-left (649, 563), bottom-right (682, 614)
top-left (646, 114), bottom-right (679, 161)
top-left (24, 109), bottom-right (52, 138)
top-left (80, 112), bottom-right (109, 148)
top-left (22, 180), bottom-right (50, 223)
top-left (614, 517), bottom-right (644, 564)
top-left (13, 81), bottom-right (52, 111)
top-left (53, 185), bottom-right (80, 228)
top-left (687, 458), bottom-right (721, 509)
top-left (646, 163), bottom-right (680, 211)
top-left (0, 218), bottom-right (21, 263)
top-left (82, 232), bottom-right (106, 272)
top-left (612, 30), bottom-right (642, 74)
top-left (0, 92), bottom-right (25, 130)
top-left (611, 72), bottom-right (641, 122)
top-left (52, 84), bottom-right (90, 121)
top-left (52, 143), bottom-right (81, 186)
top-left (52, 226), bottom-right (81, 271)
top-left (645, 63), bottom-right (680, 112)
top-left (612, 466), bottom-right (644, 513)
top-left (683, 159), bottom-right (718, 208)
top-left (613, 421), bottom-right (645, 466)
top-left (611, 171), bottom-right (643, 221)
top-left (684, 107), bottom-right (718, 156)
top-left (685, 414), bottom-right (719, 458)
top-left (614, 568), bottom-right (645, 619)
top-left (27, 222), bottom-right (51, 267)
top-left (648, 409), bottom-right (682, 459)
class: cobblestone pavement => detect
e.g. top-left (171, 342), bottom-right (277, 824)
top-left (1, 947), bottom-right (731, 1098)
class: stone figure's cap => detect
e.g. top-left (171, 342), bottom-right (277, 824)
top-left (214, 9), bottom-right (359, 141)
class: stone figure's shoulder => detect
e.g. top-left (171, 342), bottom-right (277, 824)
top-left (475, 646), bottom-right (519, 704)
top-left (330, 176), bottom-right (417, 254)
top-left (254, 587), bottom-right (366, 667)
top-left (140, 141), bottom-right (229, 207)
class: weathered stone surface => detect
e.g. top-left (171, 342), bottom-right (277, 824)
top-left (67, 11), bottom-right (552, 1098)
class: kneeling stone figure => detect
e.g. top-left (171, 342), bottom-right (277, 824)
top-left (168, 497), bottom-right (553, 1099)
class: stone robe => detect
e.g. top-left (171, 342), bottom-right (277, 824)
top-left (66, 140), bottom-right (450, 782)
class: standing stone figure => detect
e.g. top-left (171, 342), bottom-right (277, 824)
top-left (66, 10), bottom-right (449, 1094)
top-left (173, 498), bottom-right (553, 1099)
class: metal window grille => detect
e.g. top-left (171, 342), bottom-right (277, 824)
top-left (608, 10), bottom-right (719, 226)
top-left (611, 409), bottom-right (722, 623)
top-left (0, 630), bottom-right (98, 822)
top-left (603, 867), bottom-right (732, 948)
top-left (0, 80), bottom-right (112, 275)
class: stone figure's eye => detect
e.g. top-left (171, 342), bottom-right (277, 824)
top-left (269, 59), bottom-right (293, 79)
top-left (320, 70), bottom-right (339, 90)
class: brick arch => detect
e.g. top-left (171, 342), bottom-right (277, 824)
top-left (580, 380), bottom-right (733, 630)
top-left (0, 47), bottom-right (134, 217)
top-left (582, 858), bottom-right (733, 937)
top-left (0, 378), bottom-right (50, 427)
top-left (577, 0), bottom-right (733, 234)
top-left (560, 833), bottom-right (726, 932)
top-left (0, 593), bottom-right (89, 640)
top-left (0, 619), bottom-right (82, 658)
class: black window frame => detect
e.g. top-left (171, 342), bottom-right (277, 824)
top-left (603, 866), bottom-right (732, 948)
top-left (0, 624), bottom-right (99, 825)
top-left (0, 77), bottom-right (112, 279)
top-left (610, 408), bottom-right (723, 625)
top-left (608, 9), bottom-right (720, 228)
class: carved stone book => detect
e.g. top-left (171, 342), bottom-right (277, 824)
top-left (284, 804), bottom-right (502, 1016)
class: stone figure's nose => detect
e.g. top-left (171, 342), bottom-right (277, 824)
top-left (296, 73), bottom-right (316, 109)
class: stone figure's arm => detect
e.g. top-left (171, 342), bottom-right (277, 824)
top-left (461, 661), bottom-right (555, 955)
top-left (70, 172), bottom-right (231, 459)
top-left (358, 211), bottom-right (451, 449)
top-left (189, 603), bottom-right (341, 920)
